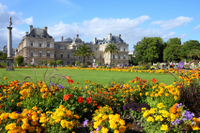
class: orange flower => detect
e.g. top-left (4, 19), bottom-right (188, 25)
top-left (4, 77), bottom-right (7, 80)
top-left (68, 79), bottom-right (73, 84)
top-left (152, 78), bottom-right (157, 83)
top-left (63, 94), bottom-right (72, 101)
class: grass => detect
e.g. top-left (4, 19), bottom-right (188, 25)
top-left (0, 68), bottom-right (176, 86)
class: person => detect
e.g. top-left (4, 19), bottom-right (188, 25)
top-left (170, 61), bottom-right (173, 68)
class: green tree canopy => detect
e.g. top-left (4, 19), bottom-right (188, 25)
top-left (104, 43), bottom-right (118, 65)
top-left (56, 60), bottom-right (63, 65)
top-left (187, 49), bottom-right (200, 60)
top-left (73, 44), bottom-right (94, 64)
top-left (15, 55), bottom-right (24, 65)
top-left (163, 44), bottom-right (182, 62)
top-left (180, 40), bottom-right (200, 59)
top-left (134, 37), bottom-right (166, 63)
top-left (163, 38), bottom-right (182, 62)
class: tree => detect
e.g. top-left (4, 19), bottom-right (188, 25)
top-left (48, 61), bottom-right (55, 66)
top-left (104, 43), bottom-right (118, 65)
top-left (0, 52), bottom-right (7, 60)
top-left (56, 60), bottom-right (62, 66)
top-left (134, 37), bottom-right (165, 63)
top-left (15, 55), bottom-right (24, 66)
top-left (163, 38), bottom-right (182, 62)
top-left (187, 49), bottom-right (200, 60)
top-left (73, 44), bottom-right (94, 64)
top-left (75, 61), bottom-right (80, 66)
top-left (163, 44), bottom-right (182, 62)
top-left (180, 40), bottom-right (200, 59)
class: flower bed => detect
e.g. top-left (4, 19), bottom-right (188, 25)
top-left (0, 68), bottom-right (200, 132)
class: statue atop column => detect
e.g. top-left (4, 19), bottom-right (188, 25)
top-left (6, 16), bottom-right (14, 71)
top-left (9, 16), bottom-right (12, 27)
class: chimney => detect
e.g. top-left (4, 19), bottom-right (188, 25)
top-left (61, 36), bottom-right (63, 41)
top-left (29, 25), bottom-right (33, 33)
top-left (118, 34), bottom-right (121, 38)
top-left (108, 33), bottom-right (112, 40)
top-left (26, 32), bottom-right (28, 36)
top-left (44, 26), bottom-right (48, 32)
top-left (93, 37), bottom-right (97, 44)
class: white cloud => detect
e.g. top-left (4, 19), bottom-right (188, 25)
top-left (0, 3), bottom-right (34, 49)
top-left (48, 16), bottom-right (164, 51)
top-left (0, 3), bottom-right (7, 13)
top-left (24, 17), bottom-right (34, 25)
top-left (193, 25), bottom-right (200, 30)
top-left (151, 16), bottom-right (193, 30)
top-left (162, 32), bottom-right (175, 38)
top-left (179, 33), bottom-right (186, 38)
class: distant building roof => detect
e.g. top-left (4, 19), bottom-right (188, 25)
top-left (63, 37), bottom-right (73, 43)
top-left (72, 34), bottom-right (83, 43)
top-left (104, 35), bottom-right (125, 44)
top-left (26, 28), bottom-right (52, 38)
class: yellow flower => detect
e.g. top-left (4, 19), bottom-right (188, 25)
top-left (119, 125), bottom-right (126, 133)
top-left (147, 116), bottom-right (154, 122)
top-left (32, 106), bottom-right (38, 111)
top-left (126, 123), bottom-right (132, 129)
top-left (191, 125), bottom-right (200, 130)
top-left (165, 93), bottom-right (169, 97)
top-left (157, 103), bottom-right (165, 109)
top-left (160, 124), bottom-right (168, 131)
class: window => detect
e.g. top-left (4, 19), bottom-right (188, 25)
top-left (124, 54), bottom-right (126, 59)
top-left (39, 42), bottom-right (42, 47)
top-left (54, 53), bottom-right (56, 57)
top-left (118, 47), bottom-right (121, 51)
top-left (118, 55), bottom-right (120, 59)
top-left (47, 43), bottom-right (50, 48)
top-left (61, 53), bottom-right (63, 58)
top-left (58, 46), bottom-right (61, 49)
top-left (39, 51), bottom-right (42, 57)
top-left (30, 51), bottom-right (33, 57)
top-left (30, 42), bottom-right (33, 47)
top-left (68, 53), bottom-right (70, 58)
top-left (100, 54), bottom-right (102, 59)
top-left (47, 51), bottom-right (50, 57)
top-left (96, 48), bottom-right (98, 51)
top-left (124, 48), bottom-right (126, 52)
top-left (113, 55), bottom-right (115, 59)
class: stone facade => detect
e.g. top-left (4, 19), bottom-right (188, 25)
top-left (15, 25), bottom-right (129, 66)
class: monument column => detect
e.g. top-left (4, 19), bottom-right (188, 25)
top-left (6, 16), bottom-right (14, 71)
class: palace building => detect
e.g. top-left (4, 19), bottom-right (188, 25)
top-left (15, 25), bottom-right (129, 66)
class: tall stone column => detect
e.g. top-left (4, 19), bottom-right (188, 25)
top-left (6, 16), bottom-right (14, 71)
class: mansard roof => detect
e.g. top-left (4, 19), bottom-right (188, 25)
top-left (72, 34), bottom-right (83, 43)
top-left (63, 37), bottom-right (73, 43)
top-left (27, 28), bottom-right (53, 39)
top-left (104, 36), bottom-right (125, 44)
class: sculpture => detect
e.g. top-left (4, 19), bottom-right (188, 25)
top-left (9, 16), bottom-right (12, 27)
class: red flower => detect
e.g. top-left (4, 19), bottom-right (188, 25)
top-left (78, 96), bottom-right (84, 103)
top-left (63, 94), bottom-right (73, 101)
top-left (152, 78), bottom-right (157, 83)
top-left (68, 79), bottom-right (73, 84)
top-left (86, 97), bottom-right (92, 104)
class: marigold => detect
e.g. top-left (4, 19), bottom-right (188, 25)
top-left (160, 124), bottom-right (168, 131)
top-left (152, 78), bottom-right (157, 83)
top-left (86, 97), bottom-right (92, 104)
top-left (4, 77), bottom-right (7, 80)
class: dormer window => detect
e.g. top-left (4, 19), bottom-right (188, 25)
top-left (39, 42), bottom-right (42, 47)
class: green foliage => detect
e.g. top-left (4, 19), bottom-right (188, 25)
top-left (104, 43), bottom-right (119, 65)
top-left (163, 38), bottom-right (182, 62)
top-left (56, 60), bottom-right (63, 65)
top-left (15, 55), bottom-right (24, 65)
top-left (74, 44), bottom-right (94, 64)
top-left (134, 37), bottom-right (166, 63)
top-left (96, 62), bottom-right (101, 66)
top-left (0, 53), bottom-right (7, 60)
top-left (48, 61), bottom-right (55, 66)
top-left (75, 61), bottom-right (80, 66)
top-left (187, 49), bottom-right (200, 60)
top-left (180, 40), bottom-right (200, 59)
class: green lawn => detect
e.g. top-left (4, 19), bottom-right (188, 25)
top-left (0, 68), bottom-right (176, 86)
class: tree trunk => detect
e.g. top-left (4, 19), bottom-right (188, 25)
top-left (83, 56), bottom-right (85, 64)
top-left (110, 52), bottom-right (112, 67)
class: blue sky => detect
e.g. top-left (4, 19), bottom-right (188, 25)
top-left (0, 0), bottom-right (200, 51)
